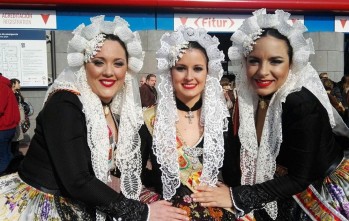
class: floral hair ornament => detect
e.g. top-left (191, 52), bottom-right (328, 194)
top-left (168, 43), bottom-right (189, 67)
top-left (154, 26), bottom-right (229, 200)
top-left (67, 15), bottom-right (144, 74)
top-left (228, 9), bottom-right (336, 220)
top-left (242, 29), bottom-right (264, 56)
top-left (48, 15), bottom-right (144, 221)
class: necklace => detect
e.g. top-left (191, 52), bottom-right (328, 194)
top-left (258, 95), bottom-right (272, 110)
top-left (176, 97), bottom-right (202, 124)
top-left (102, 100), bottom-right (112, 116)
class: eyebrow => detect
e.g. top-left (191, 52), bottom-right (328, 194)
top-left (247, 55), bottom-right (285, 60)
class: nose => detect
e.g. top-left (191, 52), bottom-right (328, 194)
top-left (258, 62), bottom-right (269, 77)
top-left (103, 64), bottom-right (114, 77)
top-left (185, 69), bottom-right (194, 81)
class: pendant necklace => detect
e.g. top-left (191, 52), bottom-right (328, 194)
top-left (176, 97), bottom-right (202, 124)
top-left (258, 95), bottom-right (272, 110)
top-left (102, 100), bottom-right (112, 116)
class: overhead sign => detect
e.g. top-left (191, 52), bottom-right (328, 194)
top-left (174, 13), bottom-right (304, 32)
top-left (0, 30), bottom-right (48, 87)
top-left (0, 10), bottom-right (56, 29)
top-left (335, 16), bottom-right (349, 32)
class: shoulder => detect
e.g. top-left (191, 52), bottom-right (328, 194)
top-left (282, 87), bottom-right (327, 119)
top-left (143, 105), bottom-right (157, 135)
top-left (45, 90), bottom-right (82, 110)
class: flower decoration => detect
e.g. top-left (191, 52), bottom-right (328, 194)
top-left (242, 29), bottom-right (264, 56)
top-left (83, 33), bottom-right (106, 62)
top-left (168, 43), bottom-right (189, 67)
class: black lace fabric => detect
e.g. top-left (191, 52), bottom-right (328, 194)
top-left (233, 185), bottom-right (311, 220)
top-left (97, 197), bottom-right (148, 221)
top-left (233, 185), bottom-right (274, 213)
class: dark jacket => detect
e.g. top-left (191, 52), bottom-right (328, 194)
top-left (226, 87), bottom-right (348, 220)
top-left (139, 84), bottom-right (157, 108)
top-left (19, 90), bottom-right (148, 220)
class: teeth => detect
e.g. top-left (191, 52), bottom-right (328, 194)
top-left (102, 81), bottom-right (113, 85)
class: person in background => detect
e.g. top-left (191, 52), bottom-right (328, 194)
top-left (220, 77), bottom-right (235, 115)
top-left (320, 72), bottom-right (343, 103)
top-left (10, 78), bottom-right (25, 157)
top-left (338, 74), bottom-right (349, 126)
top-left (192, 9), bottom-right (349, 220)
top-left (140, 73), bottom-right (158, 108)
top-left (139, 75), bottom-right (146, 86)
top-left (0, 73), bottom-right (20, 175)
top-left (322, 78), bottom-right (346, 116)
top-left (0, 16), bottom-right (188, 221)
top-left (140, 26), bottom-right (234, 220)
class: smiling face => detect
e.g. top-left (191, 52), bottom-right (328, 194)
top-left (171, 46), bottom-right (208, 106)
top-left (246, 35), bottom-right (291, 97)
top-left (85, 39), bottom-right (128, 103)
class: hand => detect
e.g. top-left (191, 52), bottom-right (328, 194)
top-left (223, 91), bottom-right (230, 100)
top-left (191, 183), bottom-right (232, 208)
top-left (148, 200), bottom-right (189, 221)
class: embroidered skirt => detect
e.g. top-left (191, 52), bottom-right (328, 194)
top-left (294, 158), bottom-right (349, 221)
top-left (0, 173), bottom-right (92, 221)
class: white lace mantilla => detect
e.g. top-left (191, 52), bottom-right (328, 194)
top-left (154, 26), bottom-right (230, 200)
top-left (228, 9), bottom-right (339, 219)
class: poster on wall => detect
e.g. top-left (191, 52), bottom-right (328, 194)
top-left (0, 30), bottom-right (48, 87)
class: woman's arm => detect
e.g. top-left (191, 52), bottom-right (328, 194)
top-left (194, 89), bottom-right (337, 215)
top-left (42, 92), bottom-right (149, 220)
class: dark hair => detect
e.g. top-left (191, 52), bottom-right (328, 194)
top-left (172, 41), bottom-right (209, 71)
top-left (10, 78), bottom-right (20, 86)
top-left (188, 41), bottom-right (208, 62)
top-left (104, 34), bottom-right (128, 61)
top-left (322, 78), bottom-right (333, 91)
top-left (146, 73), bottom-right (156, 80)
top-left (260, 28), bottom-right (293, 64)
top-left (220, 77), bottom-right (230, 86)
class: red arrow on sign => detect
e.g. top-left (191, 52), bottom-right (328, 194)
top-left (194, 17), bottom-right (200, 27)
top-left (180, 17), bottom-right (188, 25)
top-left (340, 19), bottom-right (347, 28)
top-left (228, 18), bottom-right (234, 28)
top-left (41, 14), bottom-right (50, 24)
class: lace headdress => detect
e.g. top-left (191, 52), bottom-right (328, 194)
top-left (45, 15), bottom-right (144, 220)
top-left (228, 9), bottom-right (347, 219)
top-left (154, 26), bottom-right (230, 200)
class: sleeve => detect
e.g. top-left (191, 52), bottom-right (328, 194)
top-left (140, 86), bottom-right (152, 108)
top-left (42, 93), bottom-right (148, 220)
top-left (139, 123), bottom-right (163, 194)
top-left (222, 117), bottom-right (241, 188)
top-left (0, 87), bottom-right (9, 115)
top-left (232, 91), bottom-right (328, 215)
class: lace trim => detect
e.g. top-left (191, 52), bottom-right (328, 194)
top-left (228, 9), bottom-right (336, 220)
top-left (96, 196), bottom-right (148, 220)
top-left (154, 26), bottom-right (229, 200)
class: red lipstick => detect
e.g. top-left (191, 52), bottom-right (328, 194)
top-left (100, 80), bottom-right (116, 88)
top-left (182, 84), bottom-right (197, 89)
top-left (255, 80), bottom-right (272, 88)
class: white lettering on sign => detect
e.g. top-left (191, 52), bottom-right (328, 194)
top-left (0, 9), bottom-right (56, 29)
top-left (175, 13), bottom-right (247, 32)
